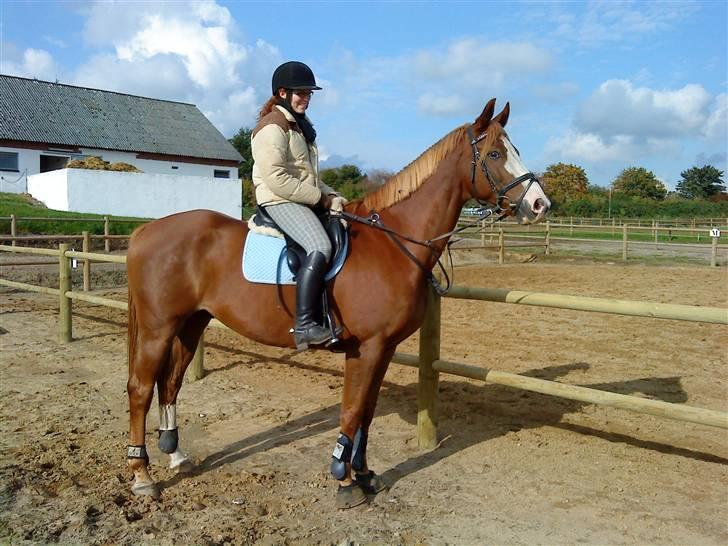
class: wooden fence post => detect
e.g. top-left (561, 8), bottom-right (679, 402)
top-left (498, 228), bottom-right (505, 265)
top-left (711, 235), bottom-right (718, 267)
top-left (569, 216), bottom-right (574, 237)
top-left (545, 221), bottom-right (551, 256)
top-left (10, 214), bottom-right (17, 247)
top-left (188, 331), bottom-right (206, 381)
top-left (480, 219), bottom-right (486, 247)
top-left (622, 224), bottom-right (628, 261)
top-left (82, 231), bottom-right (90, 292)
top-left (417, 285), bottom-right (440, 449)
top-left (104, 216), bottom-right (110, 253)
top-left (58, 243), bottom-right (72, 343)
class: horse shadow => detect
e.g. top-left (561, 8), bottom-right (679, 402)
top-left (157, 350), bottom-right (728, 494)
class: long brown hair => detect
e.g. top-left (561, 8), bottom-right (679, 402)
top-left (257, 96), bottom-right (278, 121)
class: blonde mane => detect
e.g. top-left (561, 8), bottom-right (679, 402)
top-left (362, 125), bottom-right (468, 211)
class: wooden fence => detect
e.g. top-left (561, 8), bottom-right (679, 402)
top-left (456, 220), bottom-right (726, 265)
top-left (1, 243), bottom-right (727, 448)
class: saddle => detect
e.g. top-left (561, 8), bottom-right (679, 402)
top-left (250, 205), bottom-right (348, 279)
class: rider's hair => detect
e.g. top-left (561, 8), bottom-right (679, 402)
top-left (257, 96), bottom-right (279, 121)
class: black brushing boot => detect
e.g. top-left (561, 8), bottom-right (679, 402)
top-left (293, 251), bottom-right (334, 351)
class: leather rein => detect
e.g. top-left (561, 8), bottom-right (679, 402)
top-left (338, 126), bottom-right (543, 296)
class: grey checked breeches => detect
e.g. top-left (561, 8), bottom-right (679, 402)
top-left (264, 202), bottom-right (332, 261)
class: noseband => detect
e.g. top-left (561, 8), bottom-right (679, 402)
top-left (467, 126), bottom-right (541, 218)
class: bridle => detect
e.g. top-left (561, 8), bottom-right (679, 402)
top-left (466, 126), bottom-right (542, 220)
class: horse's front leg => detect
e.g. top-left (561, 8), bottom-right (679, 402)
top-left (331, 340), bottom-right (394, 509)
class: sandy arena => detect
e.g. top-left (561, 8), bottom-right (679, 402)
top-left (1, 259), bottom-right (727, 545)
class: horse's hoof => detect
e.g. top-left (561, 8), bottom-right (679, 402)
top-left (354, 471), bottom-right (388, 495)
top-left (335, 483), bottom-right (368, 509)
top-left (131, 482), bottom-right (161, 500)
top-left (171, 459), bottom-right (194, 474)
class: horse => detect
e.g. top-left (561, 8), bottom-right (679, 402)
top-left (125, 98), bottom-right (551, 508)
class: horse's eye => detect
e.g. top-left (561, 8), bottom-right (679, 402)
top-left (487, 151), bottom-right (501, 160)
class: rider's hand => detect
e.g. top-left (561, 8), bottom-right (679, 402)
top-left (319, 193), bottom-right (334, 210)
top-left (330, 196), bottom-right (349, 212)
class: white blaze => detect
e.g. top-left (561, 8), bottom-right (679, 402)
top-left (502, 136), bottom-right (550, 223)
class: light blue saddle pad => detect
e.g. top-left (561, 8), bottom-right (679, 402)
top-left (242, 230), bottom-right (348, 285)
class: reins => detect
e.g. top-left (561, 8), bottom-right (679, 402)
top-left (339, 208), bottom-right (503, 296)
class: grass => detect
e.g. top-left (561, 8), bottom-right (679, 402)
top-left (0, 193), bottom-right (150, 235)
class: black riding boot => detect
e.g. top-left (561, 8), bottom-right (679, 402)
top-left (294, 251), bottom-right (334, 351)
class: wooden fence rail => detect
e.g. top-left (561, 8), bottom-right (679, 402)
top-left (2, 244), bottom-right (727, 447)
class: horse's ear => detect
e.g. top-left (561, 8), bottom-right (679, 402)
top-left (473, 98), bottom-right (497, 133)
top-left (492, 102), bottom-right (510, 128)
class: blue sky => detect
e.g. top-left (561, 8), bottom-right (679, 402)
top-left (1, 0), bottom-right (726, 190)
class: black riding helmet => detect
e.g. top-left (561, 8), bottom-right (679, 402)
top-left (271, 61), bottom-right (322, 95)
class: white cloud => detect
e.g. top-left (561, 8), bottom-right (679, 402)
top-left (417, 93), bottom-right (467, 117)
top-left (71, 0), bottom-right (281, 136)
top-left (575, 79), bottom-right (713, 139)
top-left (0, 48), bottom-right (60, 81)
top-left (549, 0), bottom-right (698, 47)
top-left (414, 39), bottom-right (552, 84)
top-left (703, 93), bottom-right (727, 140)
top-left (545, 131), bottom-right (677, 163)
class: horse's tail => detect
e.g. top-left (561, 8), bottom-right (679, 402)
top-left (127, 289), bottom-right (138, 374)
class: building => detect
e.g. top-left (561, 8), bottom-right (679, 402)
top-left (0, 75), bottom-right (243, 218)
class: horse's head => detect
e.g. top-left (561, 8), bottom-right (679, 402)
top-left (464, 98), bottom-right (550, 224)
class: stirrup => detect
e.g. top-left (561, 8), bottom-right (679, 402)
top-left (292, 323), bottom-right (334, 351)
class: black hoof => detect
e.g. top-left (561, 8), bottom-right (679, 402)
top-left (354, 471), bottom-right (388, 495)
top-left (335, 483), bottom-right (368, 509)
top-left (158, 429), bottom-right (178, 454)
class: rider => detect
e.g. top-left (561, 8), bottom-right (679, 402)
top-left (251, 61), bottom-right (346, 350)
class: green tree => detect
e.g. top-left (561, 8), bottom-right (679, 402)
top-left (612, 167), bottom-right (667, 200)
top-left (321, 164), bottom-right (366, 200)
top-left (228, 127), bottom-right (255, 211)
top-left (675, 165), bottom-right (725, 199)
top-left (541, 163), bottom-right (589, 202)
top-left (228, 127), bottom-right (253, 181)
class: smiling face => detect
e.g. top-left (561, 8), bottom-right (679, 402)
top-left (278, 88), bottom-right (313, 114)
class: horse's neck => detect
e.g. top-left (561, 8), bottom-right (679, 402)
top-left (384, 164), bottom-right (466, 267)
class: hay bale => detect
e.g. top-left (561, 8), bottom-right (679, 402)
top-left (66, 157), bottom-right (142, 173)
top-left (109, 162), bottom-right (142, 173)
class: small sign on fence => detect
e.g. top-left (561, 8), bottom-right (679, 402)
top-left (710, 228), bottom-right (721, 238)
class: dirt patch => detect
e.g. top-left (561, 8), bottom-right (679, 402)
top-left (1, 263), bottom-right (727, 545)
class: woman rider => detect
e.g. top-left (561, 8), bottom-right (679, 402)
top-left (251, 61), bottom-right (346, 350)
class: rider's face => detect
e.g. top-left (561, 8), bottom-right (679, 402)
top-left (280, 89), bottom-right (312, 114)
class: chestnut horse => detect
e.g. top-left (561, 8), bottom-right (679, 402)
top-left (126, 98), bottom-right (550, 507)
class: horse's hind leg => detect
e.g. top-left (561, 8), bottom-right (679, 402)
top-left (127, 324), bottom-right (176, 499)
top-left (156, 311), bottom-right (210, 475)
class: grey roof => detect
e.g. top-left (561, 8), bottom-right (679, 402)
top-left (0, 75), bottom-right (242, 163)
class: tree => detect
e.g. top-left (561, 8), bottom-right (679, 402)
top-left (675, 165), bottom-right (725, 199)
top-left (320, 164), bottom-right (366, 200)
top-left (228, 127), bottom-right (253, 181)
top-left (541, 163), bottom-right (588, 202)
top-left (612, 167), bottom-right (667, 200)
top-left (228, 127), bottom-right (255, 210)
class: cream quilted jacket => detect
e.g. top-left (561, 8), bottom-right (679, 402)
top-left (251, 105), bottom-right (337, 207)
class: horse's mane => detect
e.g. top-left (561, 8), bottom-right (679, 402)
top-left (362, 124), bottom-right (469, 211)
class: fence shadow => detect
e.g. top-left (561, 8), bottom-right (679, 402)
top-left (158, 357), bottom-right (727, 495)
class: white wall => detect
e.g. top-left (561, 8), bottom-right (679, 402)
top-left (28, 169), bottom-right (242, 219)
top-left (25, 170), bottom-right (69, 210)
top-left (0, 146), bottom-right (39, 193)
top-left (0, 145), bottom-right (237, 194)
top-left (83, 148), bottom-right (235, 178)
